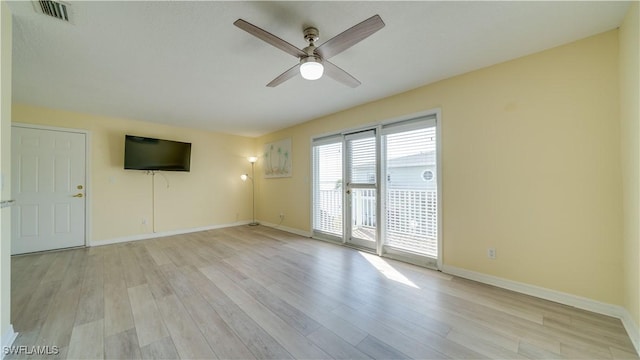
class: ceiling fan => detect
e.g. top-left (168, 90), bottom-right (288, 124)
top-left (234, 15), bottom-right (385, 88)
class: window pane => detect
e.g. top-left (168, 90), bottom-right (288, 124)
top-left (384, 126), bottom-right (437, 257)
top-left (312, 142), bottom-right (343, 236)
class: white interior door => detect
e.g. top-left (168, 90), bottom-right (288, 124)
top-left (12, 126), bottom-right (86, 254)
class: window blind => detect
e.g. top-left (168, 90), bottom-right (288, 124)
top-left (346, 131), bottom-right (376, 185)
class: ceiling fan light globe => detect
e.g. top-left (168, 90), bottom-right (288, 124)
top-left (300, 60), bottom-right (324, 80)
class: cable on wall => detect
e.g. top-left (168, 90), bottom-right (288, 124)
top-left (146, 170), bottom-right (171, 233)
top-left (148, 170), bottom-right (157, 233)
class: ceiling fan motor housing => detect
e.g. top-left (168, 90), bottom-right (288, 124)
top-left (303, 27), bottom-right (320, 44)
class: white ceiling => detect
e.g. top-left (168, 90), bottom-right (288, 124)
top-left (8, 1), bottom-right (630, 137)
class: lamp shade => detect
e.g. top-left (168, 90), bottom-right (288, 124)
top-left (248, 156), bottom-right (258, 163)
top-left (300, 58), bottom-right (324, 80)
top-left (240, 174), bottom-right (248, 181)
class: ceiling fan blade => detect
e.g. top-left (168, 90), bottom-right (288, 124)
top-left (323, 60), bottom-right (361, 88)
top-left (315, 15), bottom-right (385, 60)
top-left (234, 19), bottom-right (306, 58)
top-left (267, 63), bottom-right (301, 87)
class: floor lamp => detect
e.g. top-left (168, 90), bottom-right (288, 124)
top-left (241, 156), bottom-right (259, 226)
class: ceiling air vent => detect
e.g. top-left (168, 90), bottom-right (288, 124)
top-left (33, 0), bottom-right (72, 22)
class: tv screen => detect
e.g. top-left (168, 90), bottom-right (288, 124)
top-left (124, 135), bottom-right (191, 171)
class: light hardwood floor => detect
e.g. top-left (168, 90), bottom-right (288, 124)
top-left (9, 226), bottom-right (639, 359)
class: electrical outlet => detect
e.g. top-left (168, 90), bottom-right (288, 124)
top-left (142, 218), bottom-right (147, 225)
top-left (279, 212), bottom-right (284, 219)
top-left (487, 247), bottom-right (496, 259)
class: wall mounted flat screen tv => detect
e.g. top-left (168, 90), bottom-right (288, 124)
top-left (124, 135), bottom-right (191, 171)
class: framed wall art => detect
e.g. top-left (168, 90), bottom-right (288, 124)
top-left (263, 138), bottom-right (292, 178)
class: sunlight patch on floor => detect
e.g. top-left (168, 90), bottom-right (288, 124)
top-left (359, 251), bottom-right (419, 289)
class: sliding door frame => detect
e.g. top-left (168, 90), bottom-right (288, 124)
top-left (380, 114), bottom-right (440, 269)
top-left (310, 108), bottom-right (442, 270)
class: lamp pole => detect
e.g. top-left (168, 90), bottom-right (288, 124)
top-left (250, 161), bottom-right (257, 225)
top-left (248, 156), bottom-right (258, 226)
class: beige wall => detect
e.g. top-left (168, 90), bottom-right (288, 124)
top-left (12, 105), bottom-right (256, 243)
top-left (0, 0), bottom-right (11, 341)
top-left (256, 30), bottom-right (623, 305)
top-left (620, 2), bottom-right (640, 332)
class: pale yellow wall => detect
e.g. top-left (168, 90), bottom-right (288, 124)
top-left (620, 2), bottom-right (640, 332)
top-left (12, 104), bottom-right (256, 243)
top-left (257, 30), bottom-right (623, 305)
top-left (0, 0), bottom-right (11, 340)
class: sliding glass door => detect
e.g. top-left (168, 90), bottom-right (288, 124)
top-left (381, 118), bottom-right (438, 263)
top-left (345, 130), bottom-right (378, 250)
top-left (312, 114), bottom-right (439, 266)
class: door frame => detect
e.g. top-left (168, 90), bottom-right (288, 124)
top-left (309, 108), bottom-right (442, 270)
top-left (12, 122), bottom-right (91, 248)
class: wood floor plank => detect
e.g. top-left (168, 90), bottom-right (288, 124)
top-left (560, 342), bottom-right (613, 359)
top-left (128, 284), bottom-right (169, 347)
top-left (139, 337), bottom-right (179, 360)
top-left (194, 235), bottom-right (237, 259)
top-left (13, 280), bottom-right (60, 331)
top-left (67, 319), bottom-right (104, 360)
top-left (265, 281), bottom-right (368, 346)
top-left (142, 243), bottom-right (172, 266)
top-left (200, 265), bottom-right (331, 359)
top-left (159, 262), bottom-right (200, 299)
top-left (75, 253), bottom-right (105, 325)
top-left (163, 264), bottom-right (256, 359)
top-left (307, 326), bottom-right (372, 359)
top-left (36, 250), bottom-right (87, 349)
top-left (446, 329), bottom-right (527, 359)
top-left (180, 265), bottom-right (293, 360)
top-left (175, 290), bottom-right (257, 360)
top-left (40, 250), bottom-right (73, 283)
top-left (104, 246), bottom-right (135, 336)
top-left (541, 317), bottom-right (622, 357)
top-left (133, 246), bottom-right (174, 300)
top-left (105, 328), bottom-right (142, 360)
top-left (611, 346), bottom-right (640, 360)
top-left (155, 294), bottom-right (217, 359)
top-left (518, 340), bottom-right (564, 359)
top-left (222, 254), bottom-right (278, 287)
top-left (234, 273), bottom-right (323, 336)
top-left (119, 244), bottom-right (147, 287)
top-left (332, 304), bottom-right (454, 359)
top-left (356, 335), bottom-right (411, 360)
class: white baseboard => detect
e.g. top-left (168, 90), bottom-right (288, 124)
top-left (442, 265), bottom-right (639, 355)
top-left (90, 220), bottom-right (251, 247)
top-left (1, 325), bottom-right (17, 360)
top-left (258, 221), bottom-right (312, 238)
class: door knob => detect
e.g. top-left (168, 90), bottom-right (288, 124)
top-left (346, 189), bottom-right (351, 195)
top-left (72, 193), bottom-right (83, 198)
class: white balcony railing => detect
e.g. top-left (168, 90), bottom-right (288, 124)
top-left (315, 189), bottom-right (438, 257)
